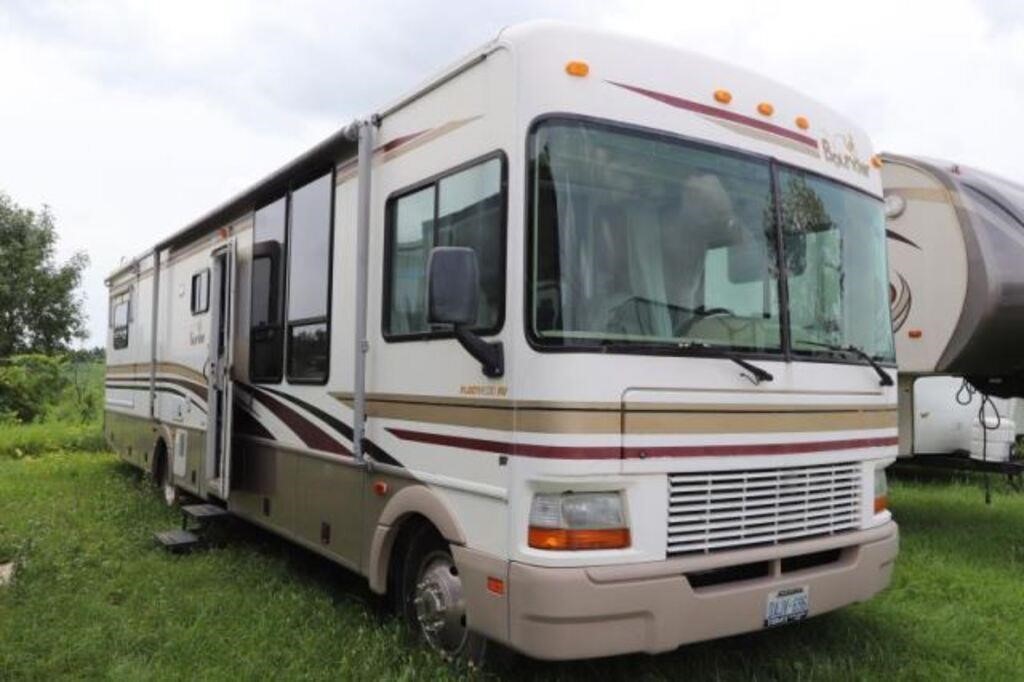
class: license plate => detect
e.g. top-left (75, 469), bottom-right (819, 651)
top-left (765, 586), bottom-right (809, 627)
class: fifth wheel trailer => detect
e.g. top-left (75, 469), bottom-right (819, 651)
top-left (104, 22), bottom-right (898, 661)
top-left (883, 154), bottom-right (1024, 460)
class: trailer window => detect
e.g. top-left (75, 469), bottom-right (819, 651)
top-left (190, 269), bottom-right (210, 315)
top-left (250, 197), bottom-right (287, 382)
top-left (286, 172), bottom-right (333, 383)
top-left (112, 297), bottom-right (130, 350)
top-left (384, 155), bottom-right (505, 339)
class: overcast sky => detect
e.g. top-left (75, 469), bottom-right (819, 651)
top-left (1, 0), bottom-right (1021, 347)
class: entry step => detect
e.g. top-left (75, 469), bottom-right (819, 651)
top-left (181, 503), bottom-right (229, 520)
top-left (154, 529), bottom-right (200, 553)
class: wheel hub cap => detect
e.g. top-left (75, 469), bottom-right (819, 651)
top-left (412, 554), bottom-right (467, 655)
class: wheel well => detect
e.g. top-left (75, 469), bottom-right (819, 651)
top-left (152, 437), bottom-right (168, 481)
top-left (386, 514), bottom-right (445, 608)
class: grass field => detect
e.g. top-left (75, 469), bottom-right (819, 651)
top-left (2, 449), bottom-right (1024, 681)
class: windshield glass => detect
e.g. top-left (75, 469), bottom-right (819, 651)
top-left (528, 118), bottom-right (895, 363)
top-left (780, 168), bottom-right (895, 362)
top-left (528, 119), bottom-right (782, 352)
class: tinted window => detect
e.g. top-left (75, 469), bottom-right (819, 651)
top-left (288, 322), bottom-right (328, 381)
top-left (385, 156), bottom-right (505, 338)
top-left (286, 172), bottom-right (333, 383)
top-left (191, 269), bottom-right (210, 315)
top-left (287, 174), bottom-right (332, 322)
top-left (112, 298), bottom-right (129, 350)
top-left (387, 186), bottom-right (435, 335)
top-left (250, 197), bottom-right (287, 382)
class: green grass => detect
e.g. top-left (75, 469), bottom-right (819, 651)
top-left (2, 452), bottom-right (1024, 681)
top-left (0, 421), bottom-right (105, 458)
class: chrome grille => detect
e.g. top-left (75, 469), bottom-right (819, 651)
top-left (667, 462), bottom-right (862, 555)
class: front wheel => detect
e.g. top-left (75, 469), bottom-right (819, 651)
top-left (400, 528), bottom-right (487, 663)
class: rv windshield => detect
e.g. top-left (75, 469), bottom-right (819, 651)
top-left (780, 168), bottom-right (896, 362)
top-left (528, 118), bottom-right (894, 363)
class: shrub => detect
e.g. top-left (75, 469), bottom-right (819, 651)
top-left (0, 354), bottom-right (68, 423)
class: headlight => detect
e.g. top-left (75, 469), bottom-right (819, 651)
top-left (873, 466), bottom-right (889, 514)
top-left (528, 491), bottom-right (630, 550)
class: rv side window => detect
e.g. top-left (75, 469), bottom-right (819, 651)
top-left (250, 197), bottom-right (287, 382)
top-left (112, 298), bottom-right (130, 350)
top-left (286, 172), bottom-right (333, 383)
top-left (384, 154), bottom-right (506, 338)
top-left (190, 269), bottom-right (210, 315)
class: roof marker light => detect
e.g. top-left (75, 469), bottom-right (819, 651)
top-left (757, 102), bottom-right (774, 116)
top-left (795, 115), bottom-right (810, 130)
top-left (565, 61), bottom-right (589, 77)
top-left (713, 89), bottom-right (732, 104)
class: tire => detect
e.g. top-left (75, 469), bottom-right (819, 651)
top-left (398, 526), bottom-right (488, 664)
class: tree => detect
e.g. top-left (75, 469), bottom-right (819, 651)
top-left (0, 192), bottom-right (89, 357)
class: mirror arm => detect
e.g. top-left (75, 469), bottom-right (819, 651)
top-left (454, 326), bottom-right (504, 378)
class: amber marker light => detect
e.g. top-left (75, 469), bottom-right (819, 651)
top-left (371, 480), bottom-right (389, 497)
top-left (908, 329), bottom-right (923, 339)
top-left (528, 527), bottom-right (632, 551)
top-left (713, 89), bottom-right (733, 104)
top-left (871, 154), bottom-right (883, 169)
top-left (565, 60), bottom-right (590, 77)
top-left (486, 577), bottom-right (505, 595)
top-left (874, 467), bottom-right (889, 514)
top-left (757, 102), bottom-right (774, 116)
top-left (795, 115), bottom-right (810, 130)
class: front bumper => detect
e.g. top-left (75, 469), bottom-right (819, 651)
top-left (454, 521), bottom-right (898, 661)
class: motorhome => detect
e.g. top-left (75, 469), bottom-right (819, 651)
top-left (104, 22), bottom-right (898, 661)
top-left (883, 154), bottom-right (1024, 460)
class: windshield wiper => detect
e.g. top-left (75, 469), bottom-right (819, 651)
top-left (679, 342), bottom-right (774, 385)
top-left (795, 340), bottom-right (894, 387)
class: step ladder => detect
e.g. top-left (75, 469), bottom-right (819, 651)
top-left (154, 503), bottom-right (230, 553)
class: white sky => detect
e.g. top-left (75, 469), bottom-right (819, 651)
top-left (1, 0), bottom-right (1021, 346)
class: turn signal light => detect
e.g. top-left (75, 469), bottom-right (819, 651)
top-left (874, 495), bottom-right (889, 514)
top-left (528, 527), bottom-right (631, 551)
top-left (486, 577), bottom-right (505, 595)
top-left (565, 61), bottom-right (590, 77)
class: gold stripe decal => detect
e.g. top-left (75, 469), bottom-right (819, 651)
top-left (330, 393), bottom-right (896, 435)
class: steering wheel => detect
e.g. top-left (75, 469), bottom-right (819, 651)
top-left (676, 306), bottom-right (735, 336)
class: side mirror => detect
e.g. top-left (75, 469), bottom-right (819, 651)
top-left (428, 247), bottom-right (480, 326)
top-left (426, 247), bottom-right (504, 378)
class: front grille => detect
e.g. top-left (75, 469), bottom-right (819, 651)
top-left (667, 462), bottom-right (862, 555)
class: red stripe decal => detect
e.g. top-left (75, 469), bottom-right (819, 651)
top-left (607, 80), bottom-right (819, 149)
top-left (251, 390), bottom-right (351, 457)
top-left (387, 428), bottom-right (897, 460)
top-left (378, 128), bottom-right (428, 153)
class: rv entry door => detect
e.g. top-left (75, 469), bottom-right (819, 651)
top-left (205, 240), bottom-right (236, 500)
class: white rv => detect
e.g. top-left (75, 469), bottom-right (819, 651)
top-left (105, 23), bottom-right (898, 661)
top-left (883, 154), bottom-right (1024, 460)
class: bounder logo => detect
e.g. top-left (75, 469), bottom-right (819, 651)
top-left (820, 132), bottom-right (870, 177)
